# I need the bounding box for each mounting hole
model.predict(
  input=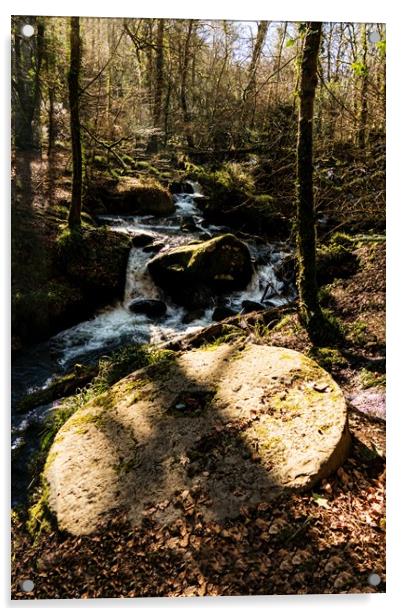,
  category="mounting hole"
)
[20,579,34,592]
[368,31,381,44]
[21,24,35,38]
[367,572,381,586]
